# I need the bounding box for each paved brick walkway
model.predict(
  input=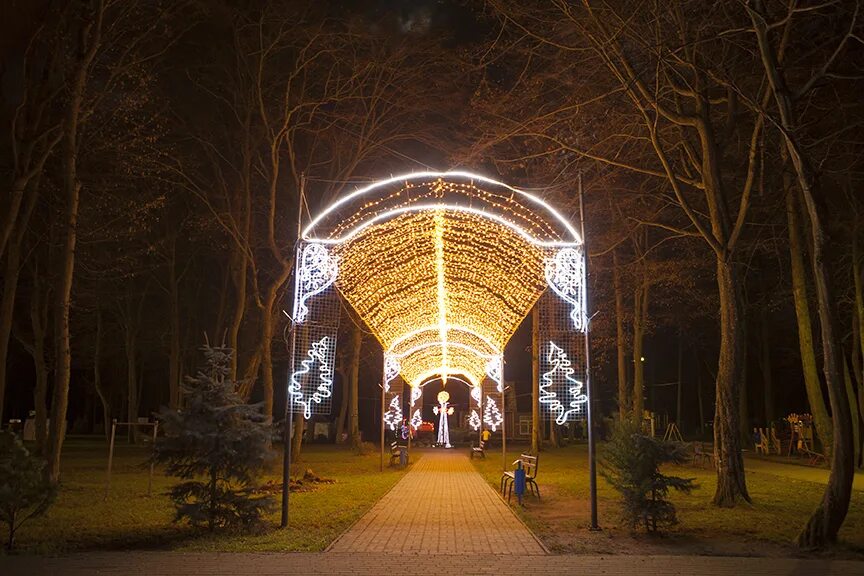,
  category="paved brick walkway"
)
[3,552,863,575]
[327,448,546,554]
